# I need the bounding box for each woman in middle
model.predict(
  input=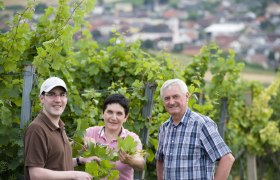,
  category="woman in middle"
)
[84,93,145,180]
